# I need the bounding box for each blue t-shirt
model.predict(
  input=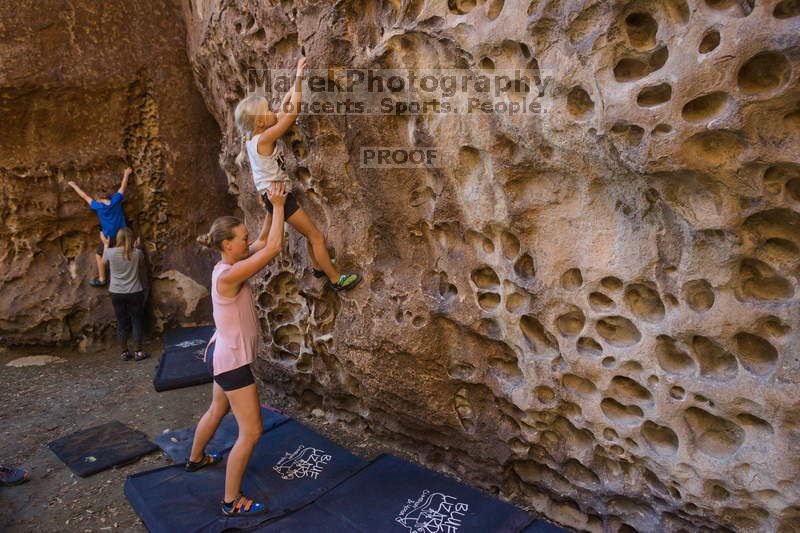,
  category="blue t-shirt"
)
[90,192,127,239]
